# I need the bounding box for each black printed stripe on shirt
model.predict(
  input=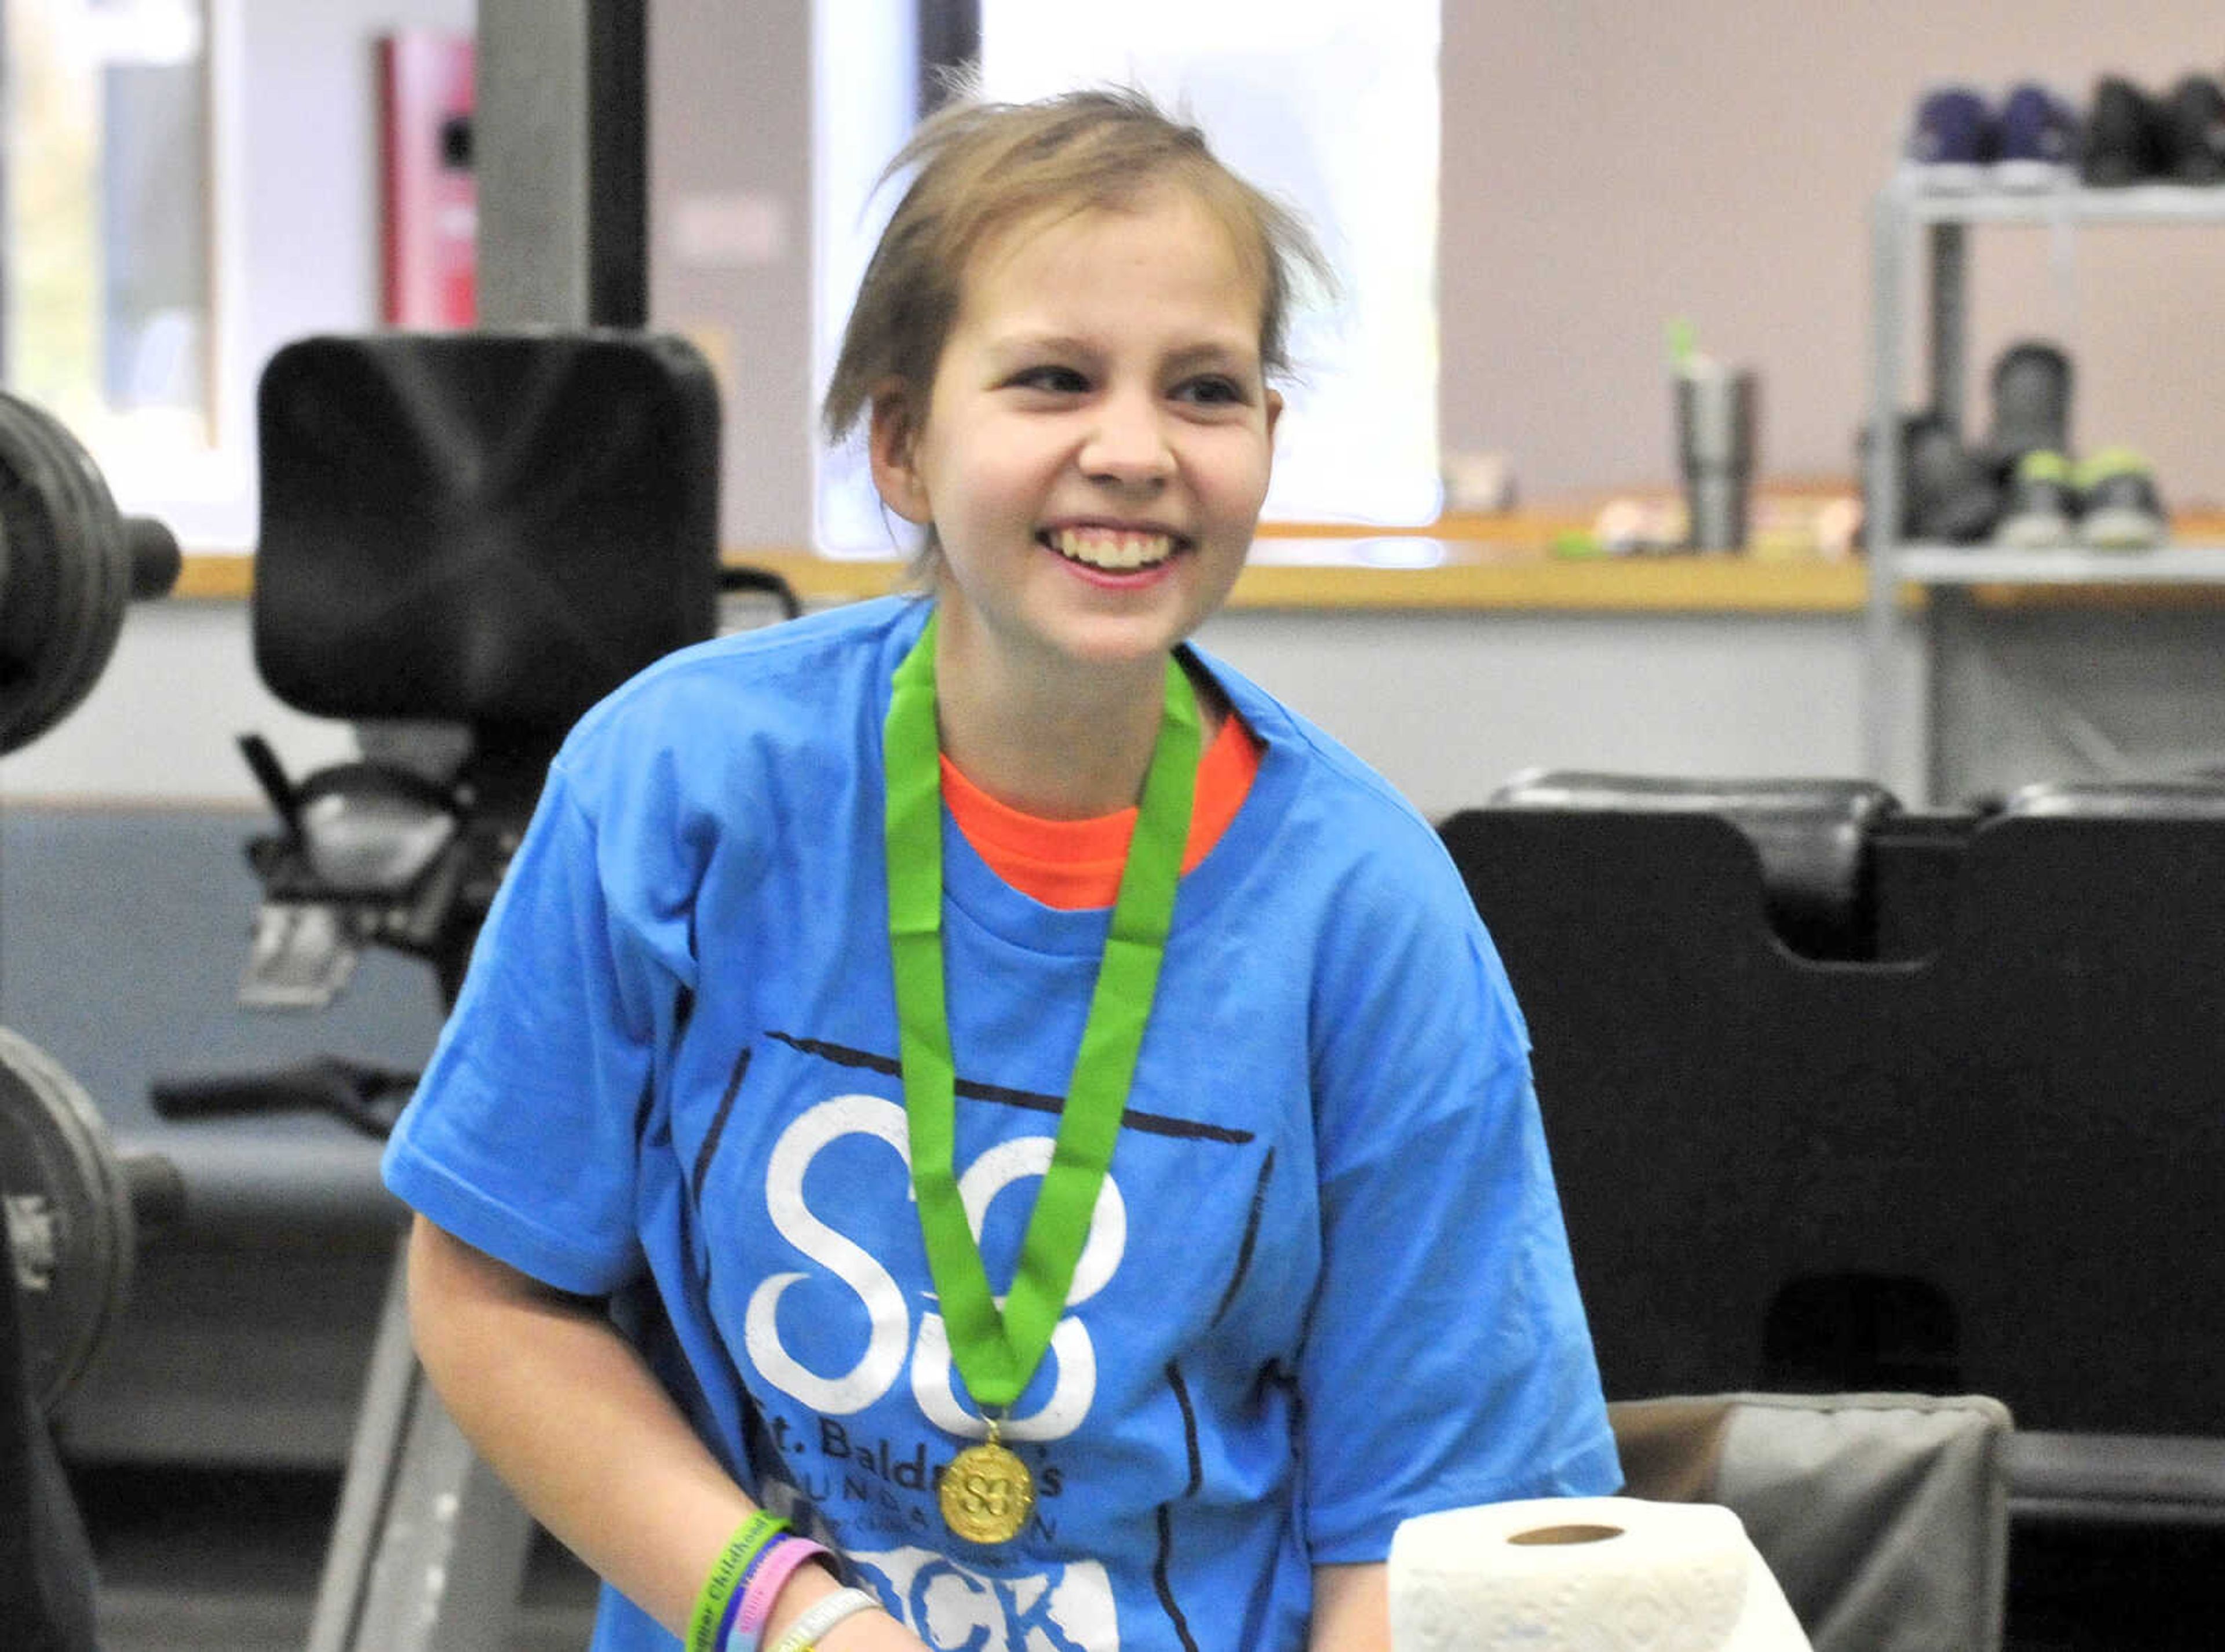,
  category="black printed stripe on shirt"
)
[1210,1147,1276,1327]
[767,1030,1256,1144]
[1151,1361,1205,1652]
[691,1044,754,1208]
